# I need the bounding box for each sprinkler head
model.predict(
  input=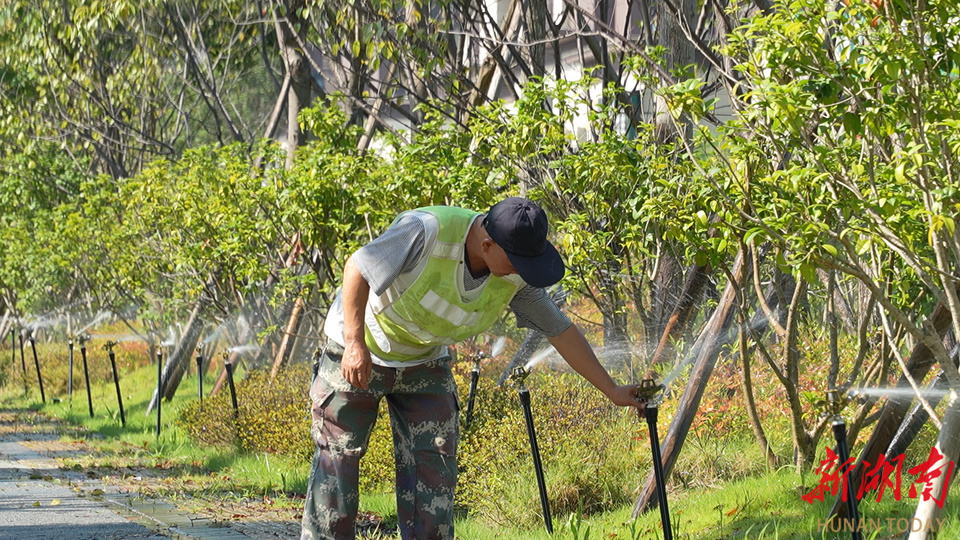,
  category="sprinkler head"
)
[844,388,869,405]
[509,365,531,389]
[815,388,848,418]
[77,333,91,345]
[102,340,117,351]
[472,350,485,372]
[196,344,203,356]
[637,378,665,406]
